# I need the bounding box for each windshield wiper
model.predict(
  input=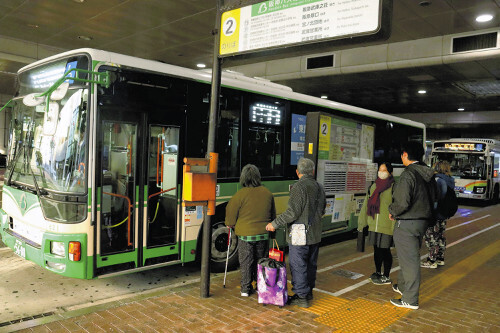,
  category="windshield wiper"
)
[6,141,23,186]
[30,151,48,197]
